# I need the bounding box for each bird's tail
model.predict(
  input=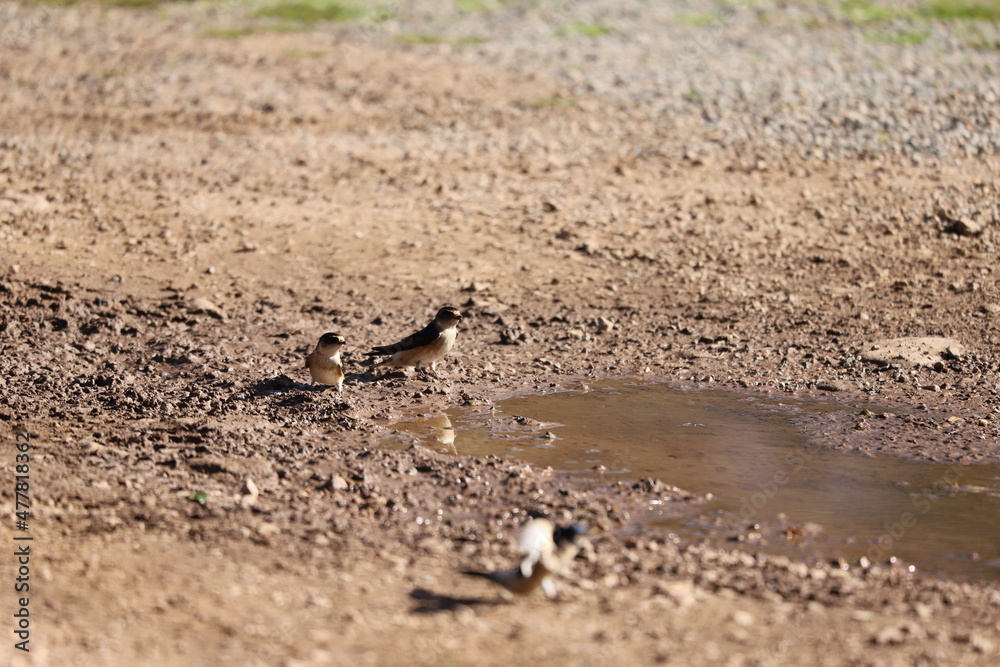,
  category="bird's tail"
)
[460,570,496,581]
[366,345,392,356]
